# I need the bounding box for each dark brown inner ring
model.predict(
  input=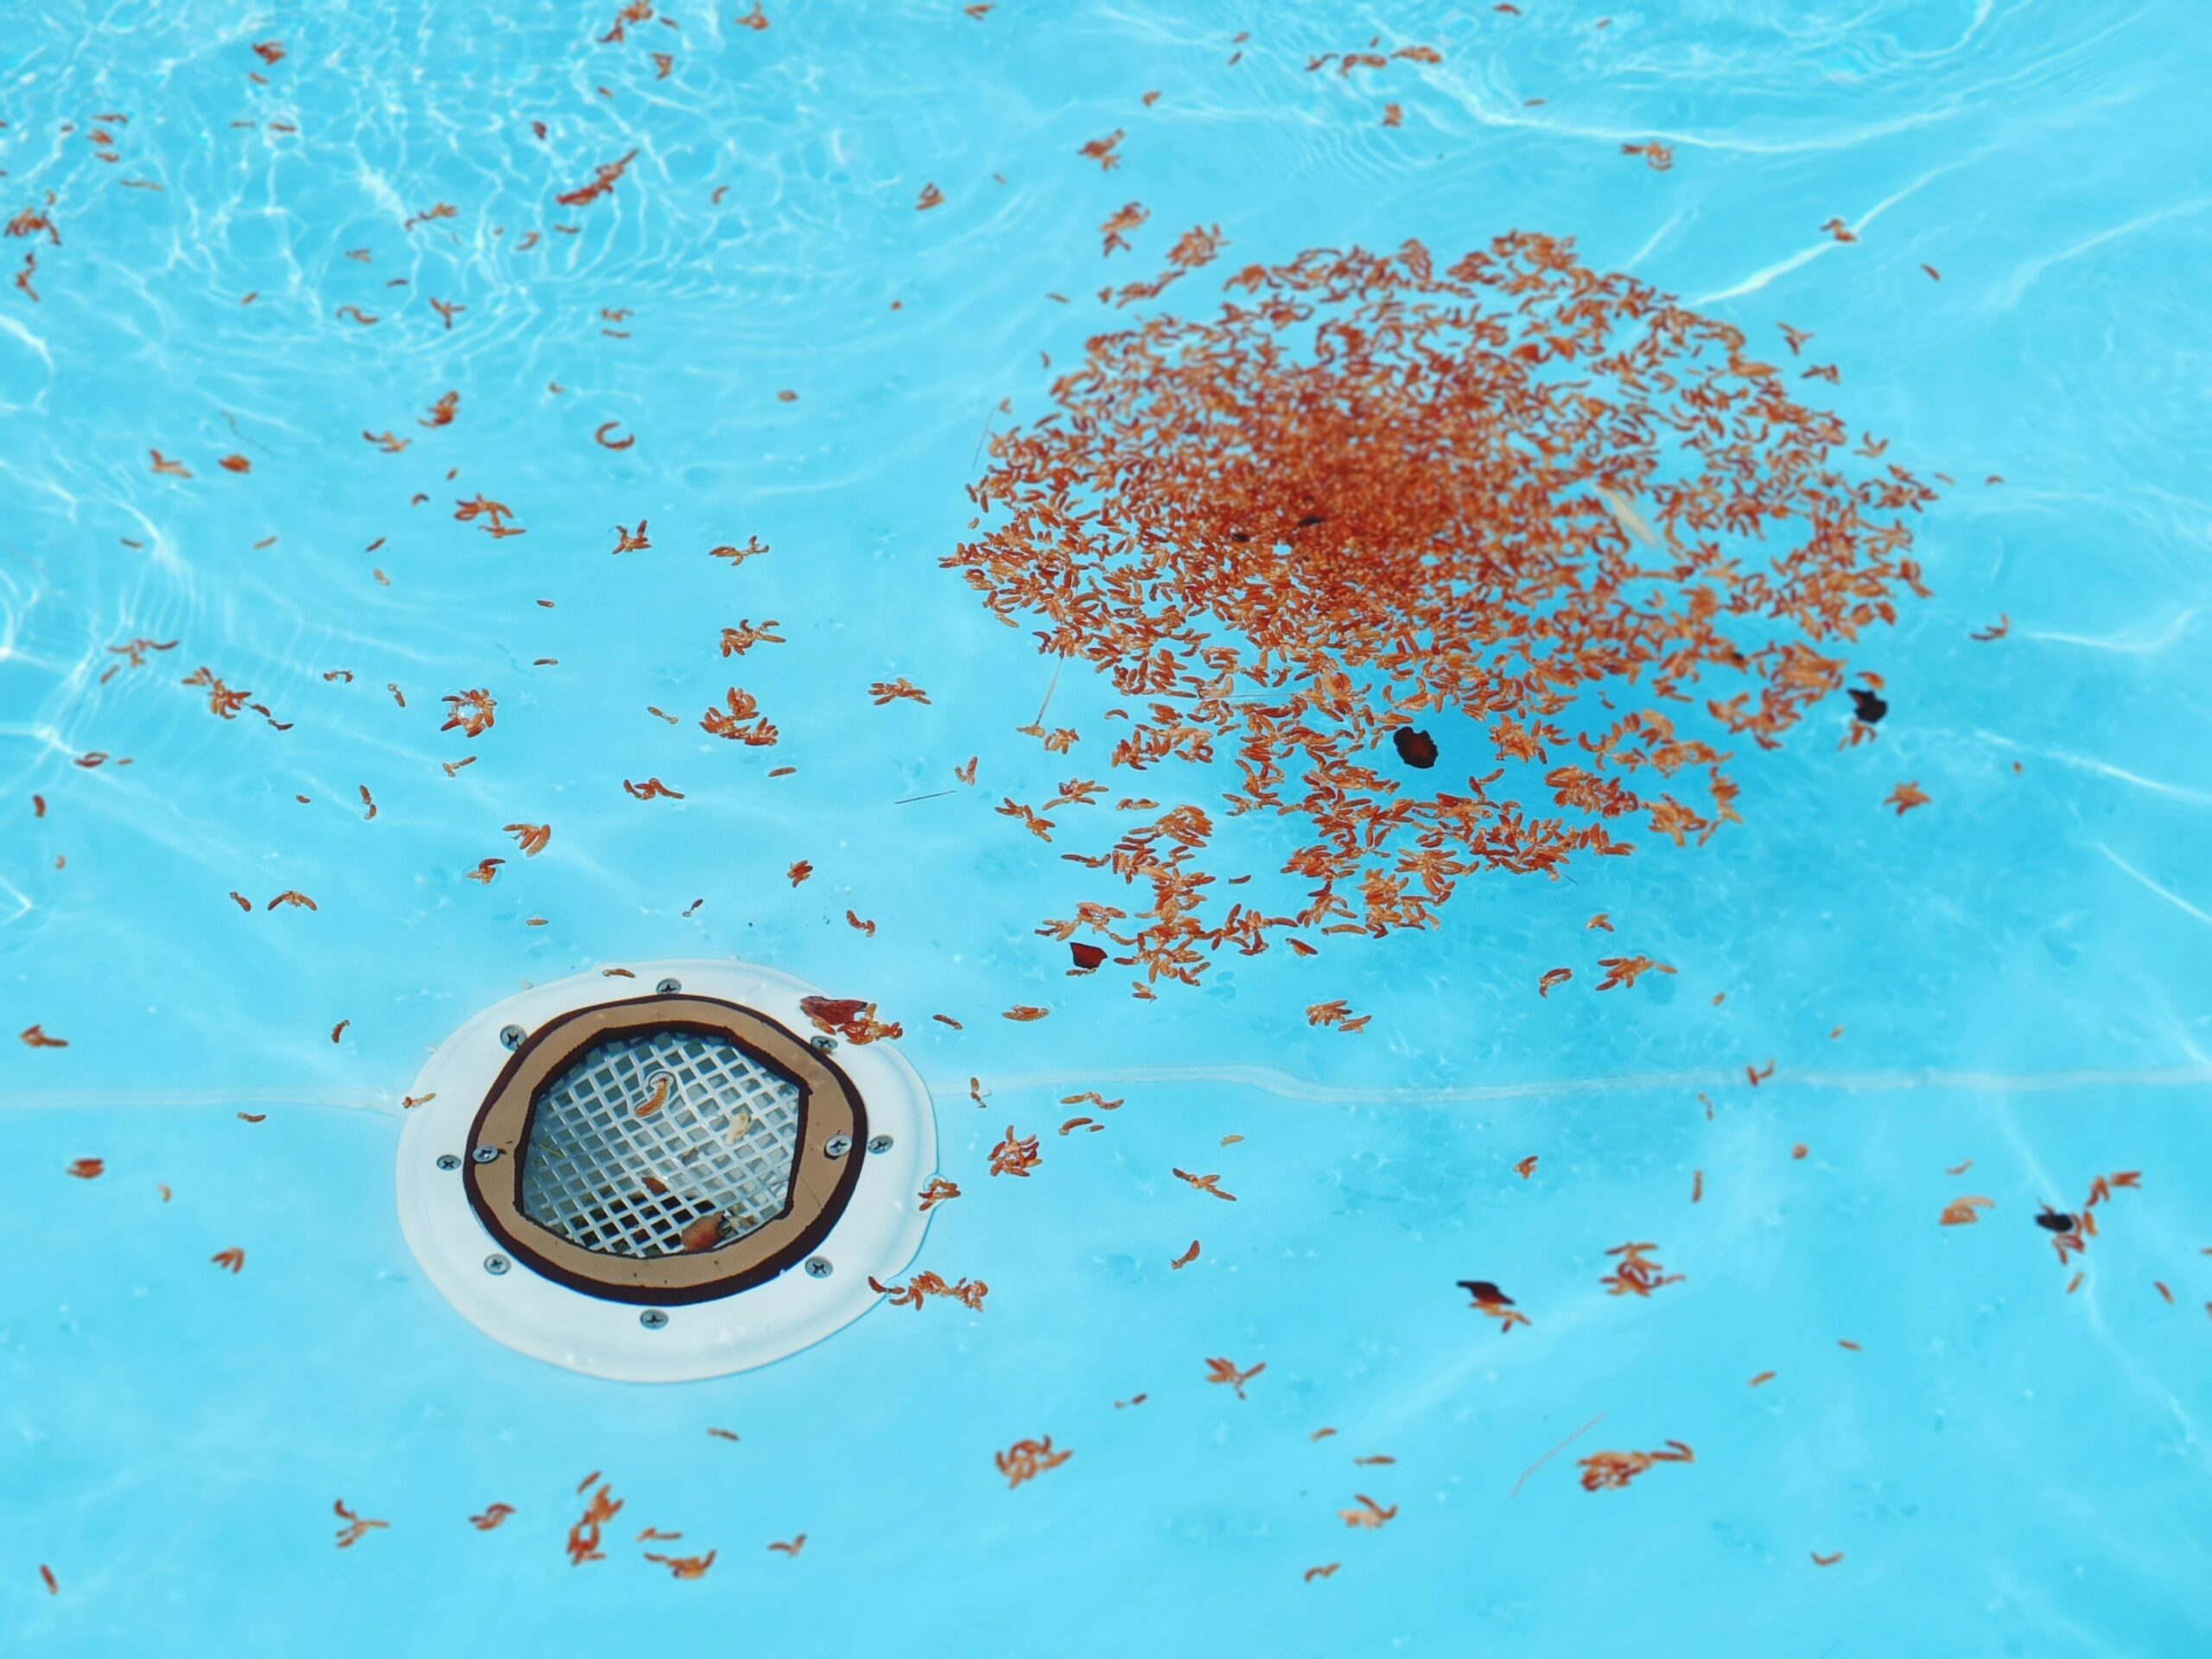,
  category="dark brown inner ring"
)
[461,993,867,1306]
